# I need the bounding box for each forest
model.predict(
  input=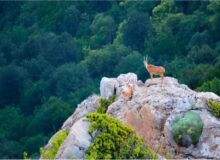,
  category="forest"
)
[0,0,220,158]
